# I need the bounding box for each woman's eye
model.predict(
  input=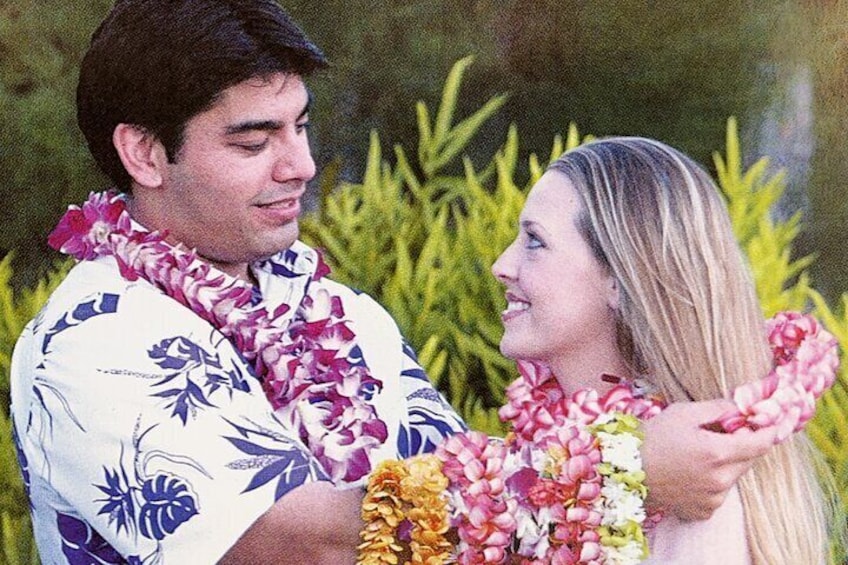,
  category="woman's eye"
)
[296,121,311,133]
[525,231,544,249]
